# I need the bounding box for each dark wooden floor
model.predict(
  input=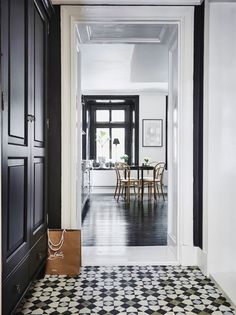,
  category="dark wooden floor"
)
[82,194,167,246]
